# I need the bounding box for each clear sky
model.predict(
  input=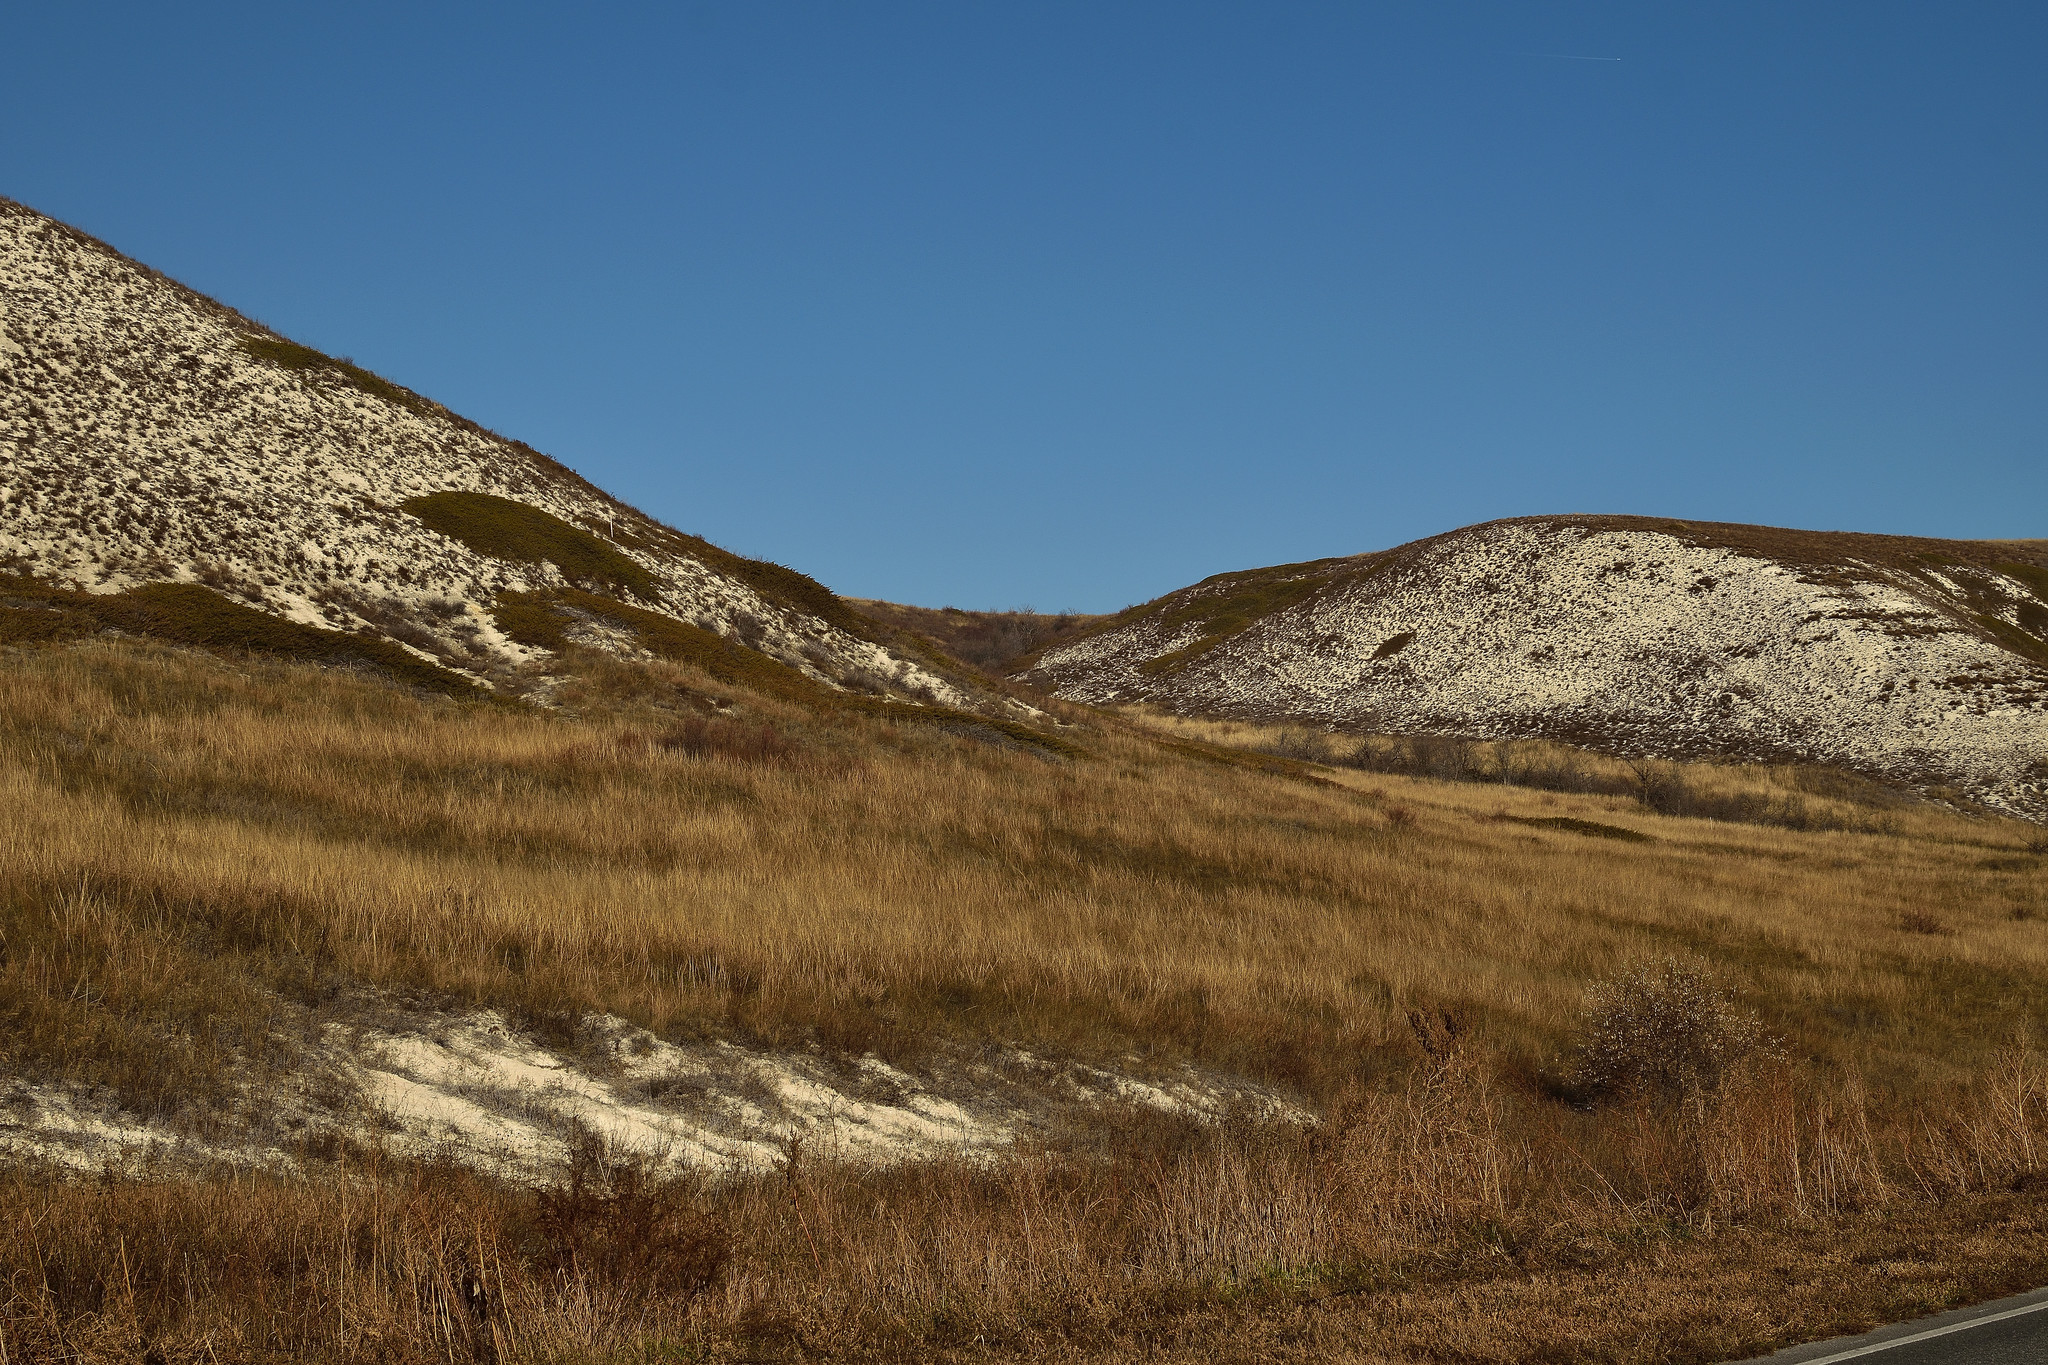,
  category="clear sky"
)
[6,4,2043,611]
